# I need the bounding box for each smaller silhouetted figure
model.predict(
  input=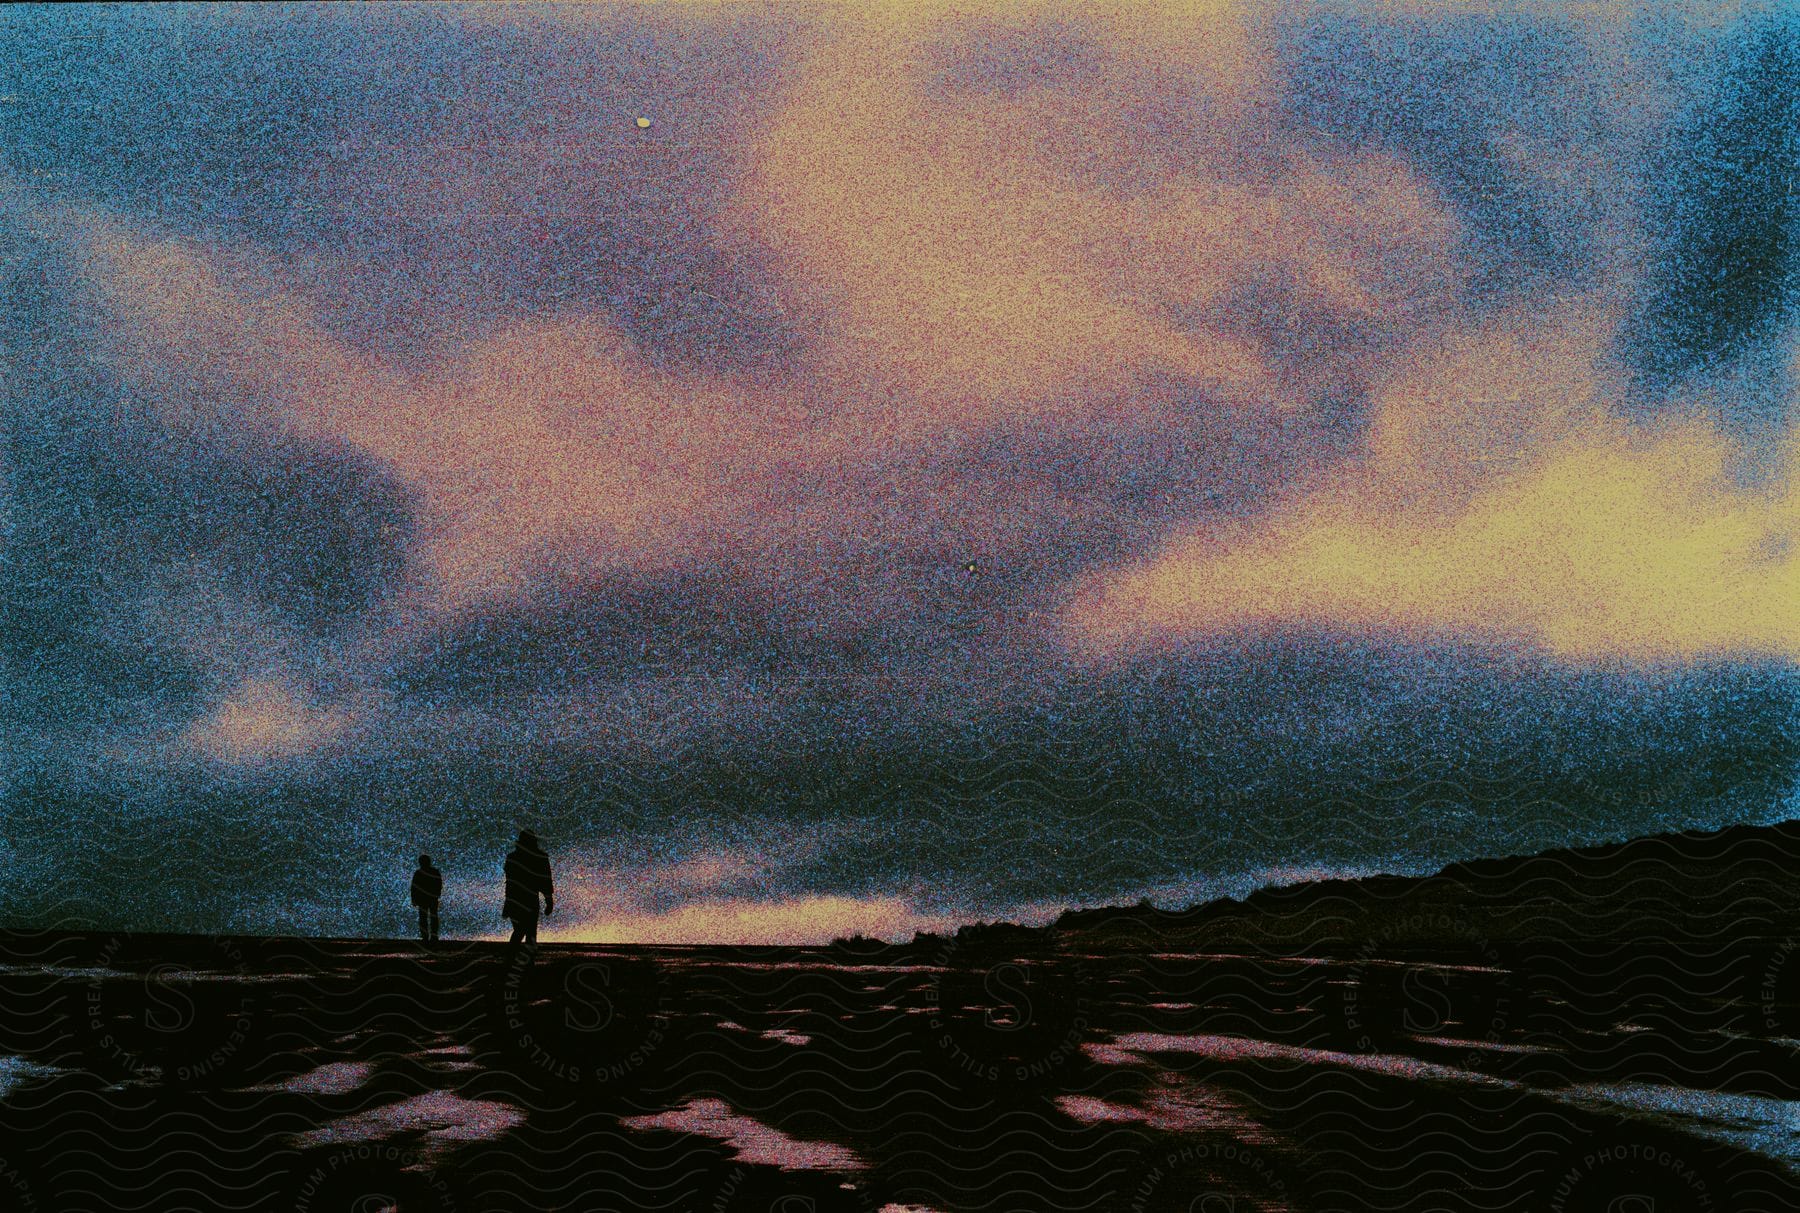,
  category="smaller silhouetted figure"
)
[411,855,443,943]
[503,830,554,948]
